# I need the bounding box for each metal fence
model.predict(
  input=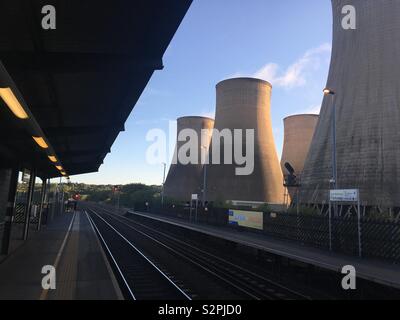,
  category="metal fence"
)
[129,202,400,264]
[263,212,400,262]
[133,203,228,227]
